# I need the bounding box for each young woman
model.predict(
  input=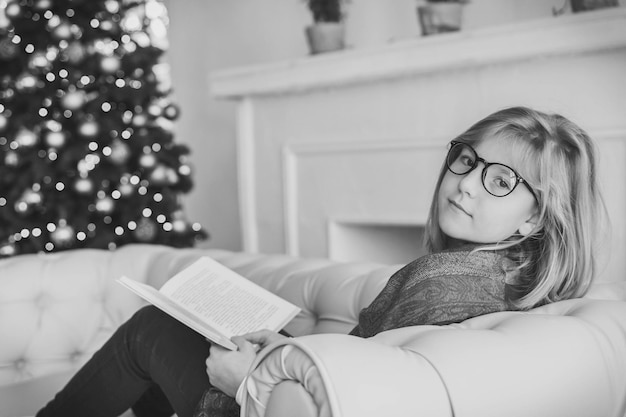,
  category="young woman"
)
[37,106,606,417]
